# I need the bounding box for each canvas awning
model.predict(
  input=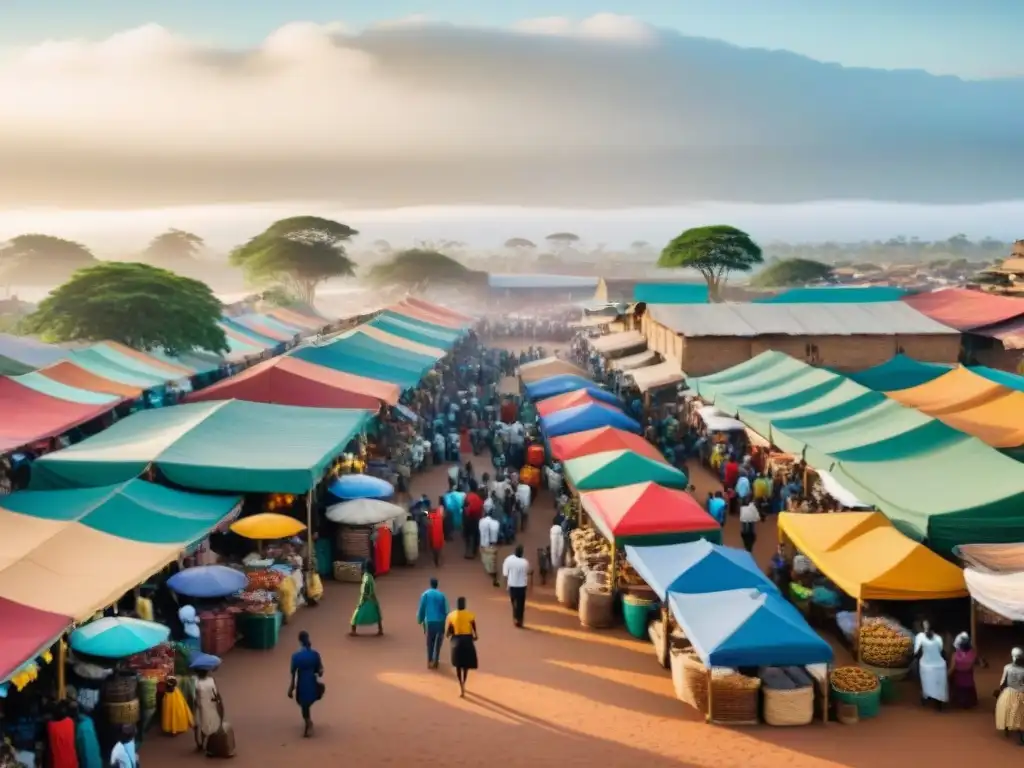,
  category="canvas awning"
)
[0,599,70,683]
[30,400,372,494]
[535,389,622,418]
[902,288,1024,331]
[846,355,952,392]
[291,343,423,389]
[963,570,1024,622]
[611,349,657,371]
[625,540,775,600]
[815,470,872,509]
[0,377,119,453]
[590,331,646,355]
[581,483,720,545]
[564,450,687,492]
[548,427,668,464]
[629,361,684,393]
[540,403,641,438]
[955,543,1024,572]
[518,357,590,384]
[525,374,597,401]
